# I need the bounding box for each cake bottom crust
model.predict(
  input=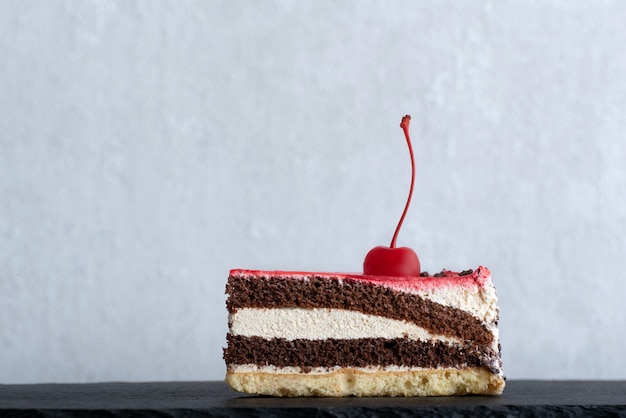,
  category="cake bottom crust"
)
[225,367,505,397]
